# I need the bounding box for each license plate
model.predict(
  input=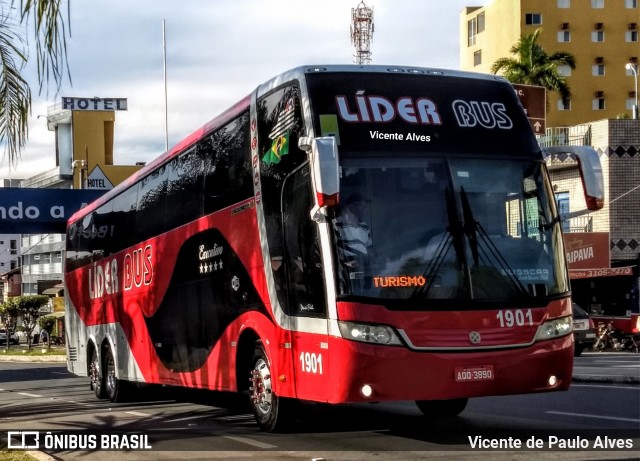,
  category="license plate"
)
[455,365,494,382]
